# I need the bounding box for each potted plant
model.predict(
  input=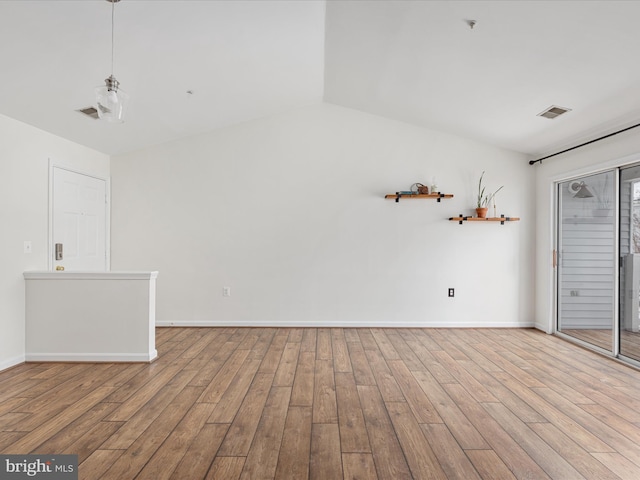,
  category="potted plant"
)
[477,171,503,218]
